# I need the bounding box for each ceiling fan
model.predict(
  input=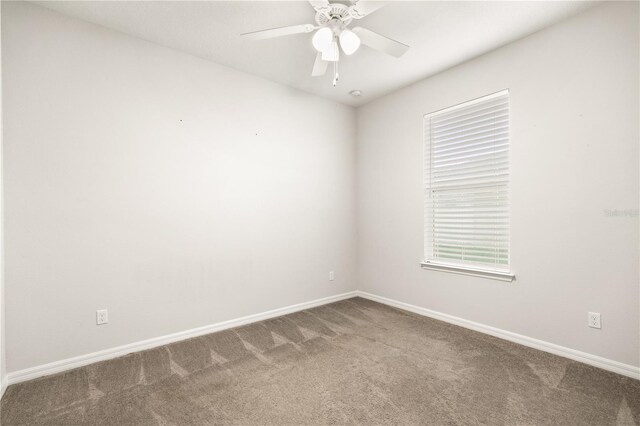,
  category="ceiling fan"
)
[241,0,409,86]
